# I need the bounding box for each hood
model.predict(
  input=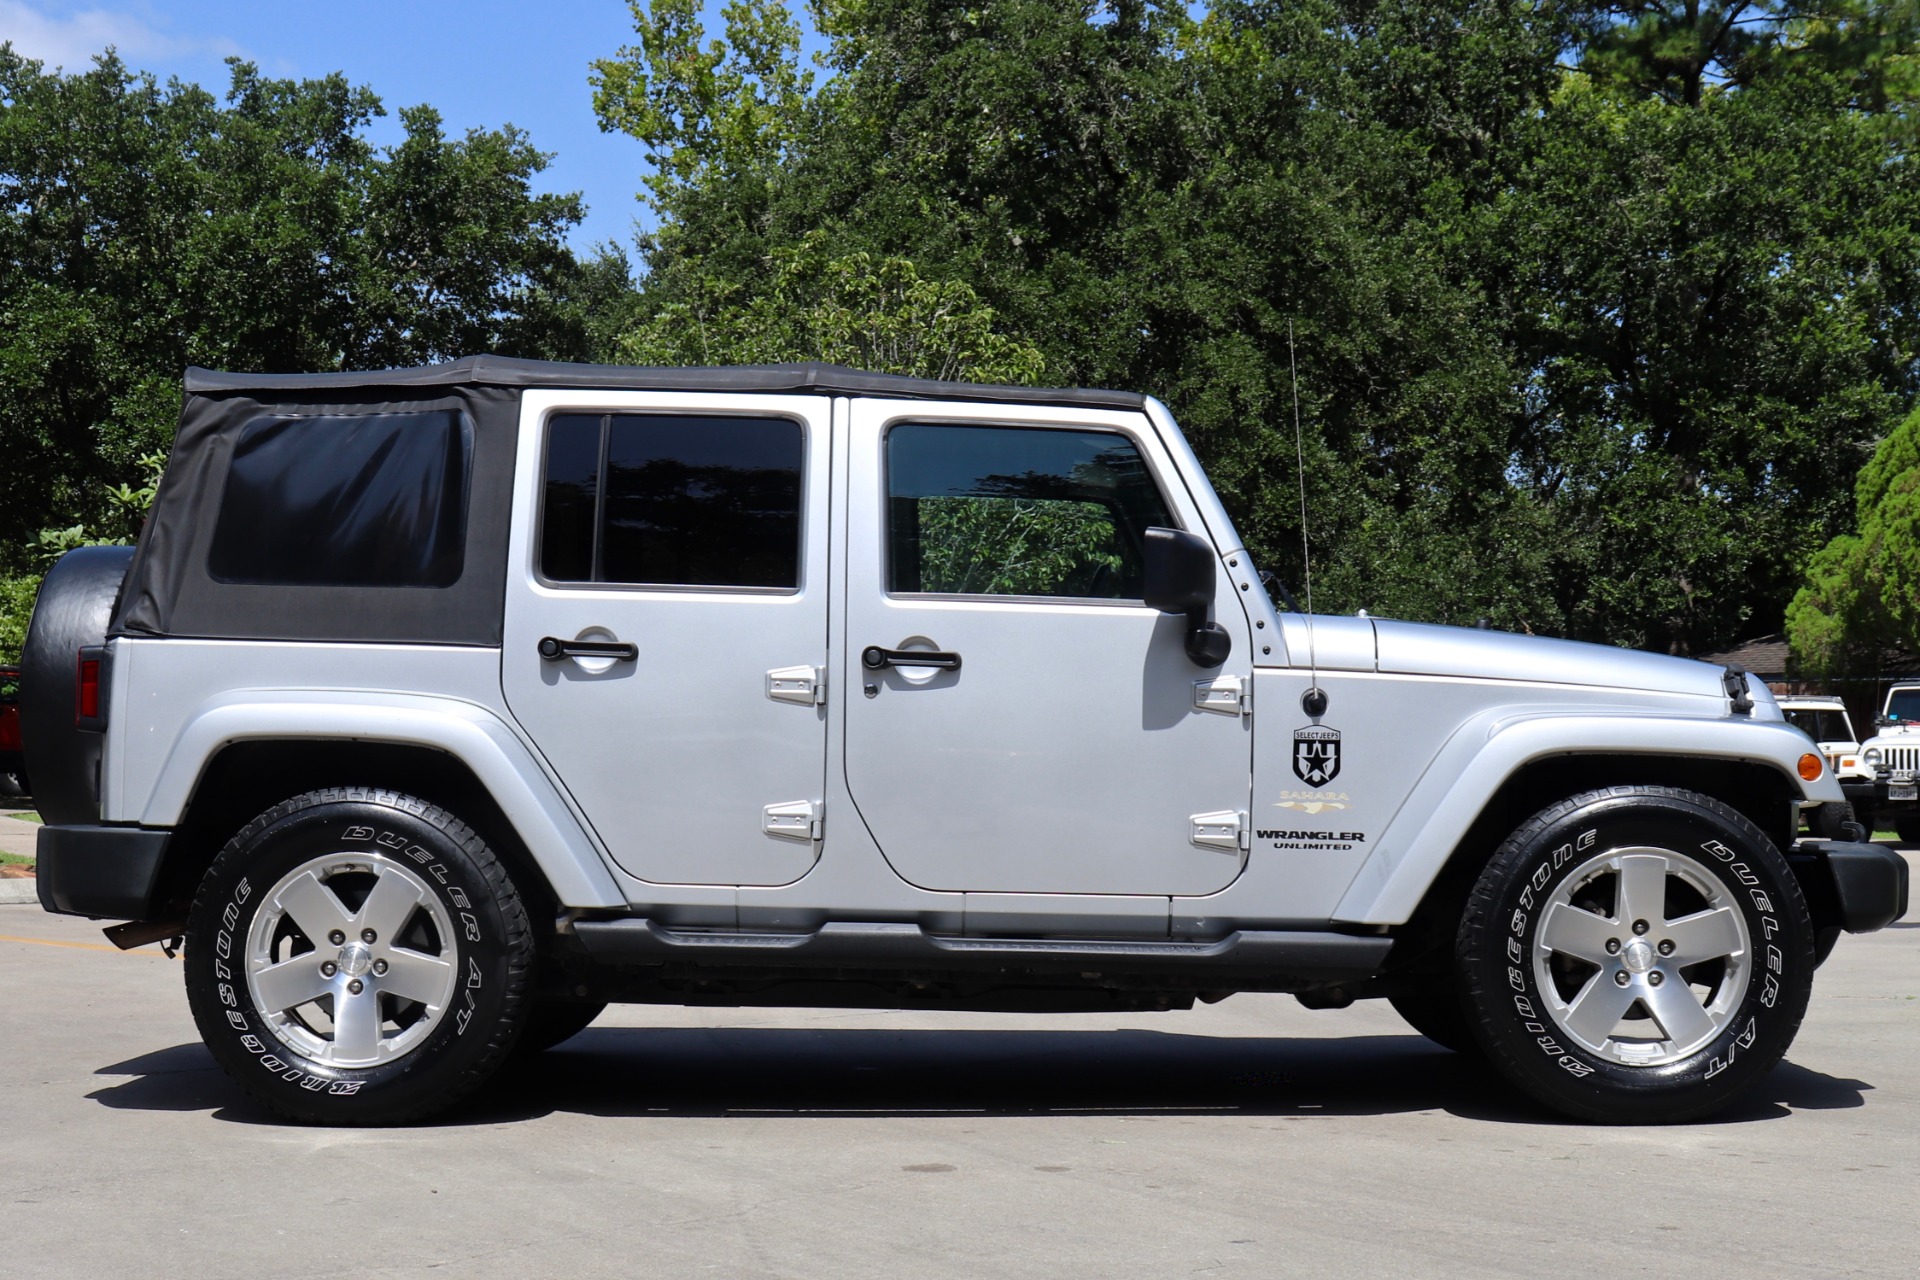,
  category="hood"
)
[1371,619,1728,700]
